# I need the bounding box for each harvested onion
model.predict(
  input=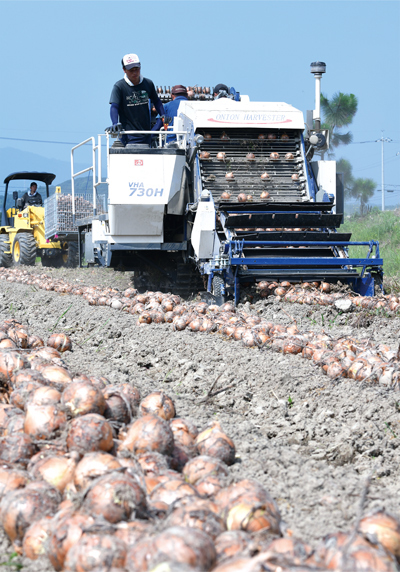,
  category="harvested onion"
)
[67,413,114,454]
[195,421,236,466]
[140,391,175,420]
[119,414,174,456]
